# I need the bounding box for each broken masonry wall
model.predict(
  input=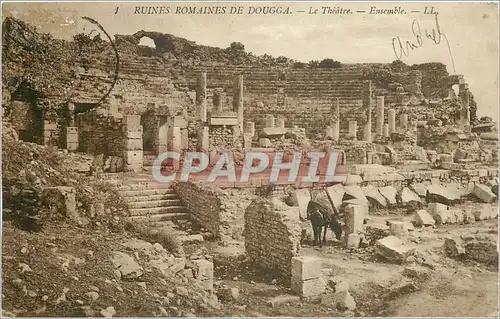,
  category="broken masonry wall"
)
[208,126,235,151]
[244,197,301,283]
[76,109,124,156]
[173,181,251,241]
